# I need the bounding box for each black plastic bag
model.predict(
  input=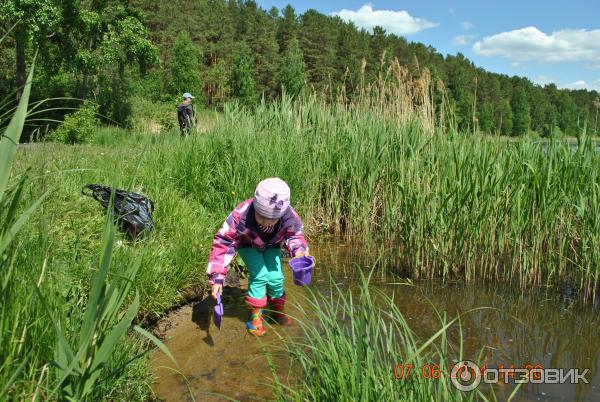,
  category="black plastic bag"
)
[82,184,155,240]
